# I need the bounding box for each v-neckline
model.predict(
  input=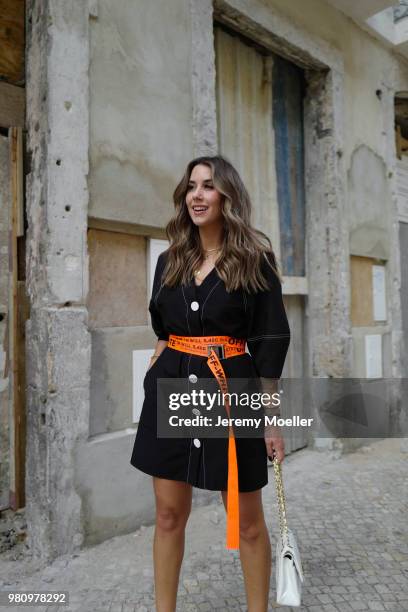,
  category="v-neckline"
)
[193,265,217,288]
